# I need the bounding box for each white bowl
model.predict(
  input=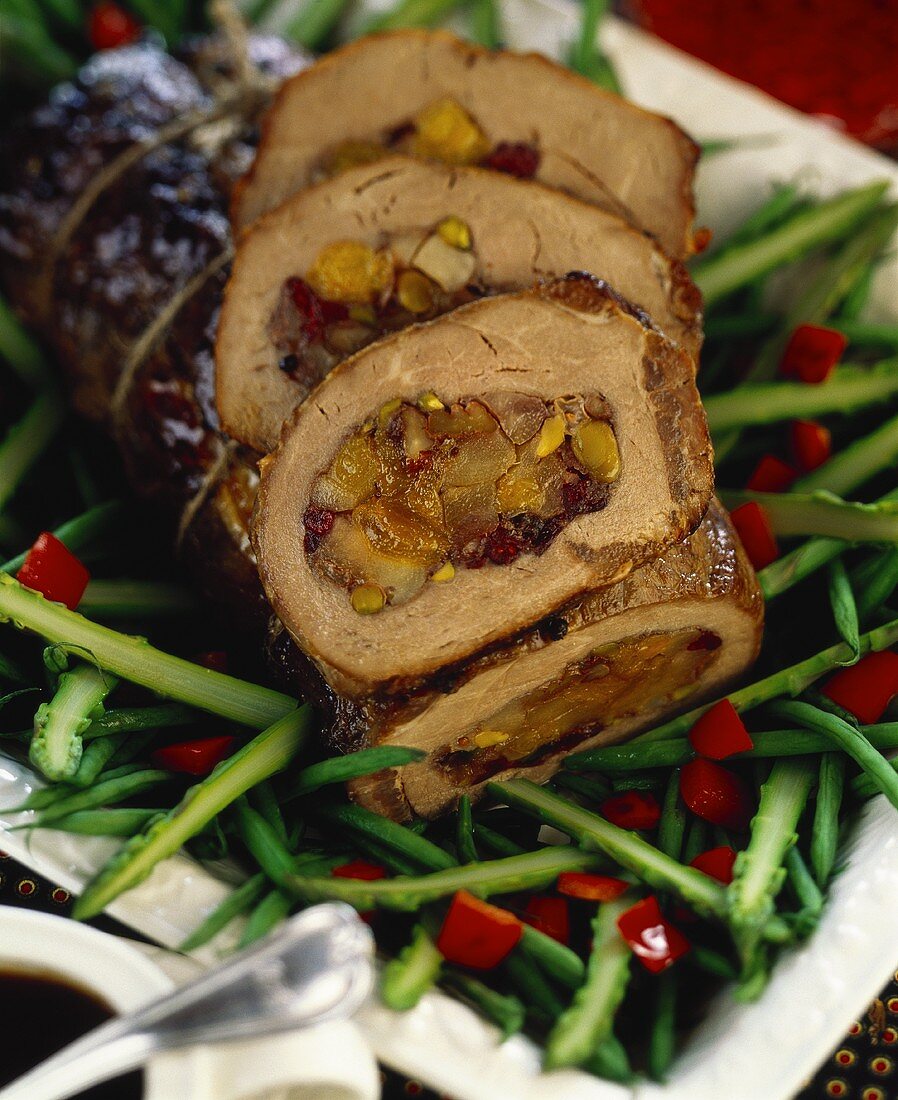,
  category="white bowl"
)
[0,907,173,1098]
